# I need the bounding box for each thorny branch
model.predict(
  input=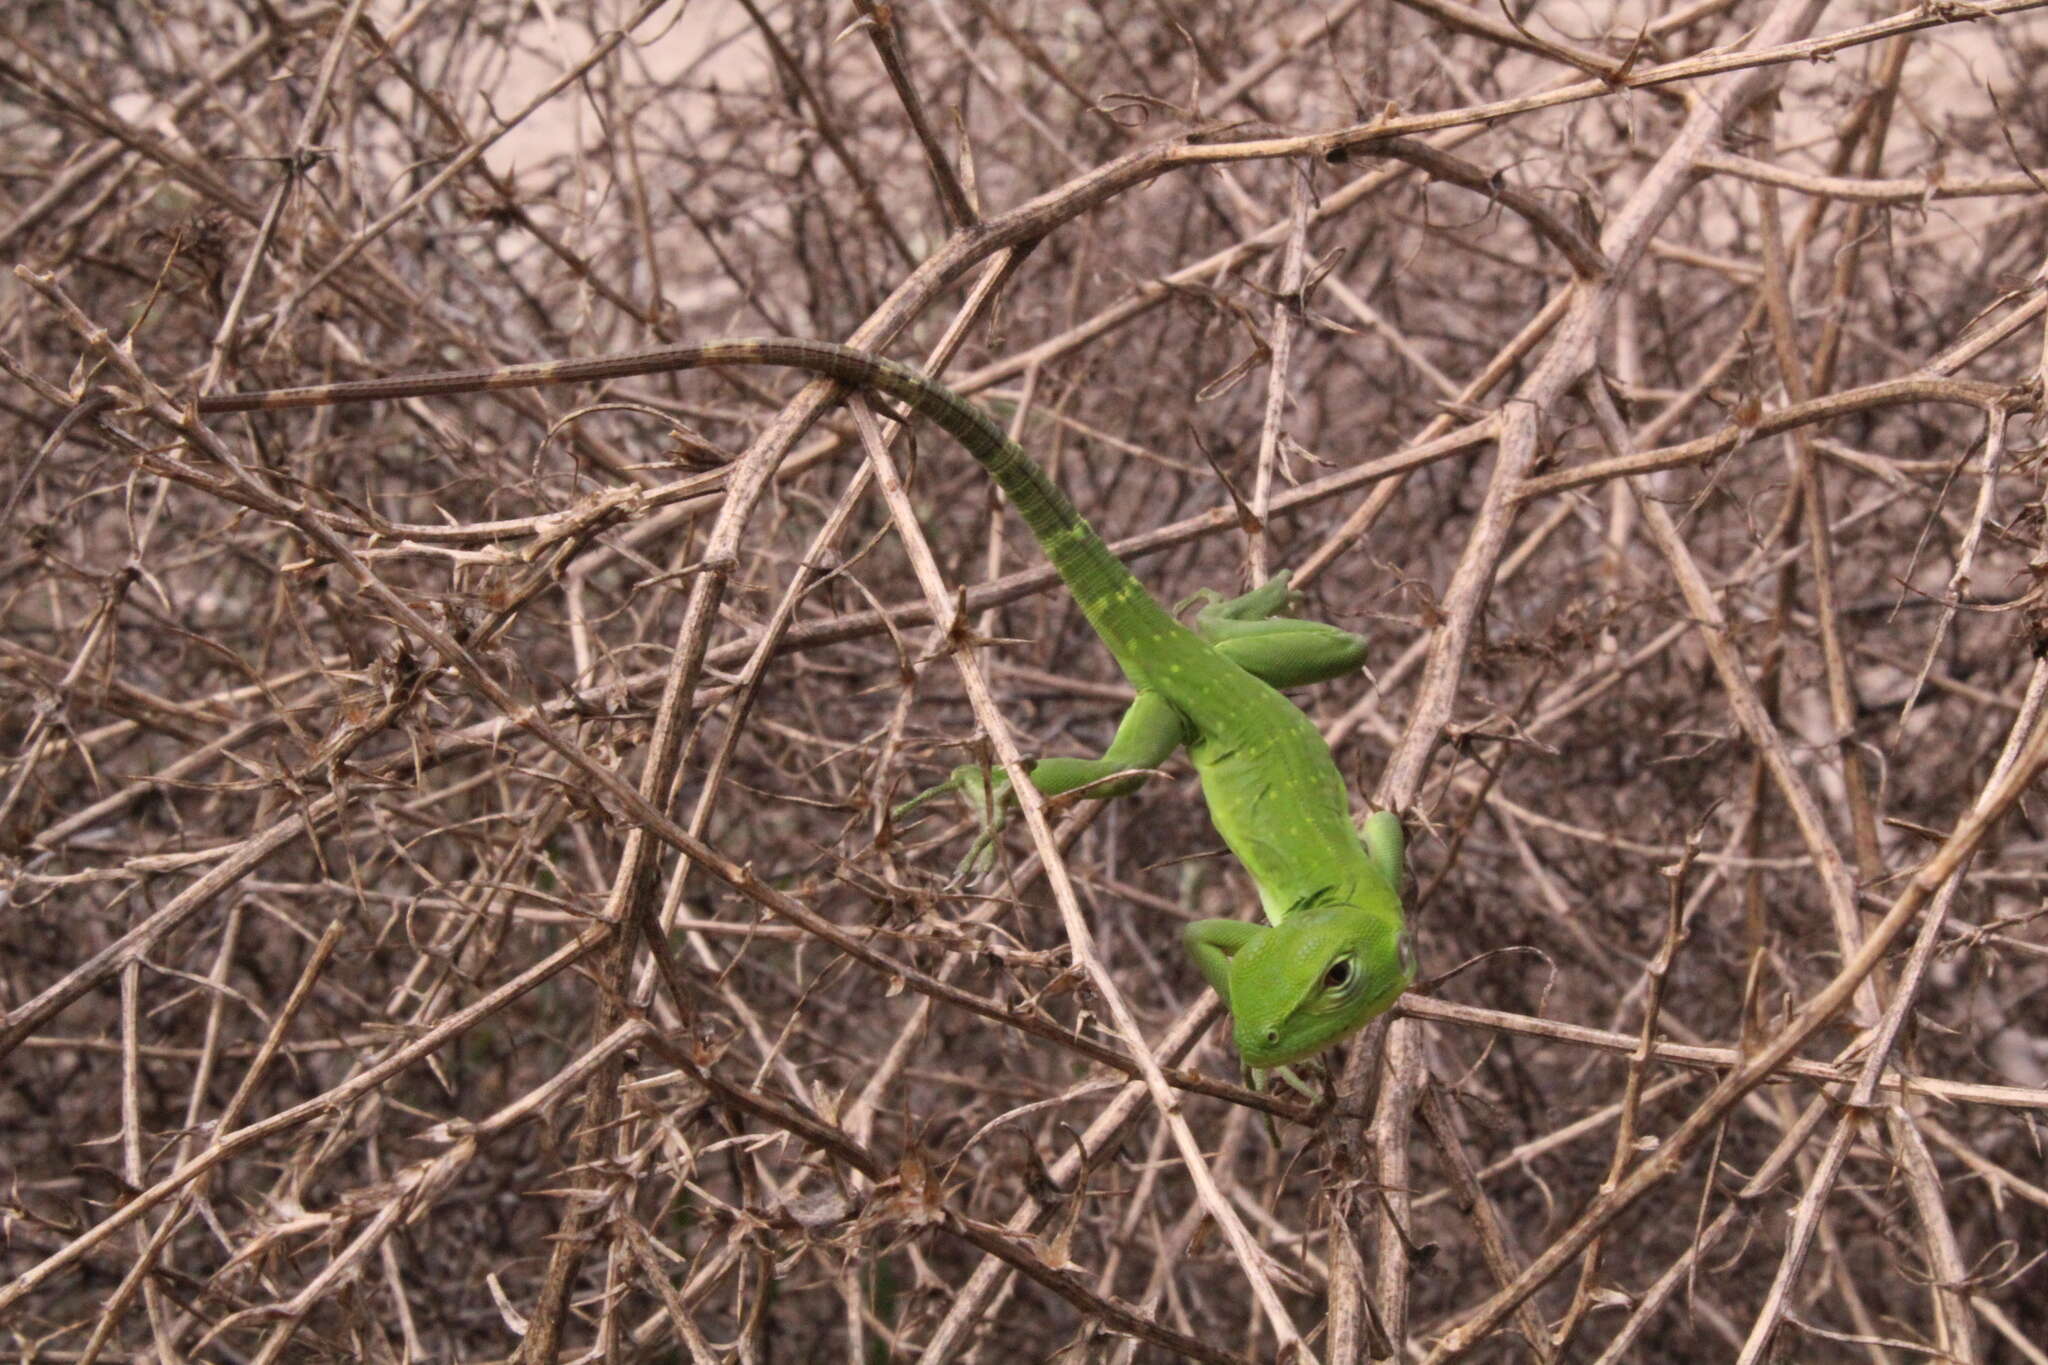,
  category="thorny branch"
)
[5,1,2047,1361]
